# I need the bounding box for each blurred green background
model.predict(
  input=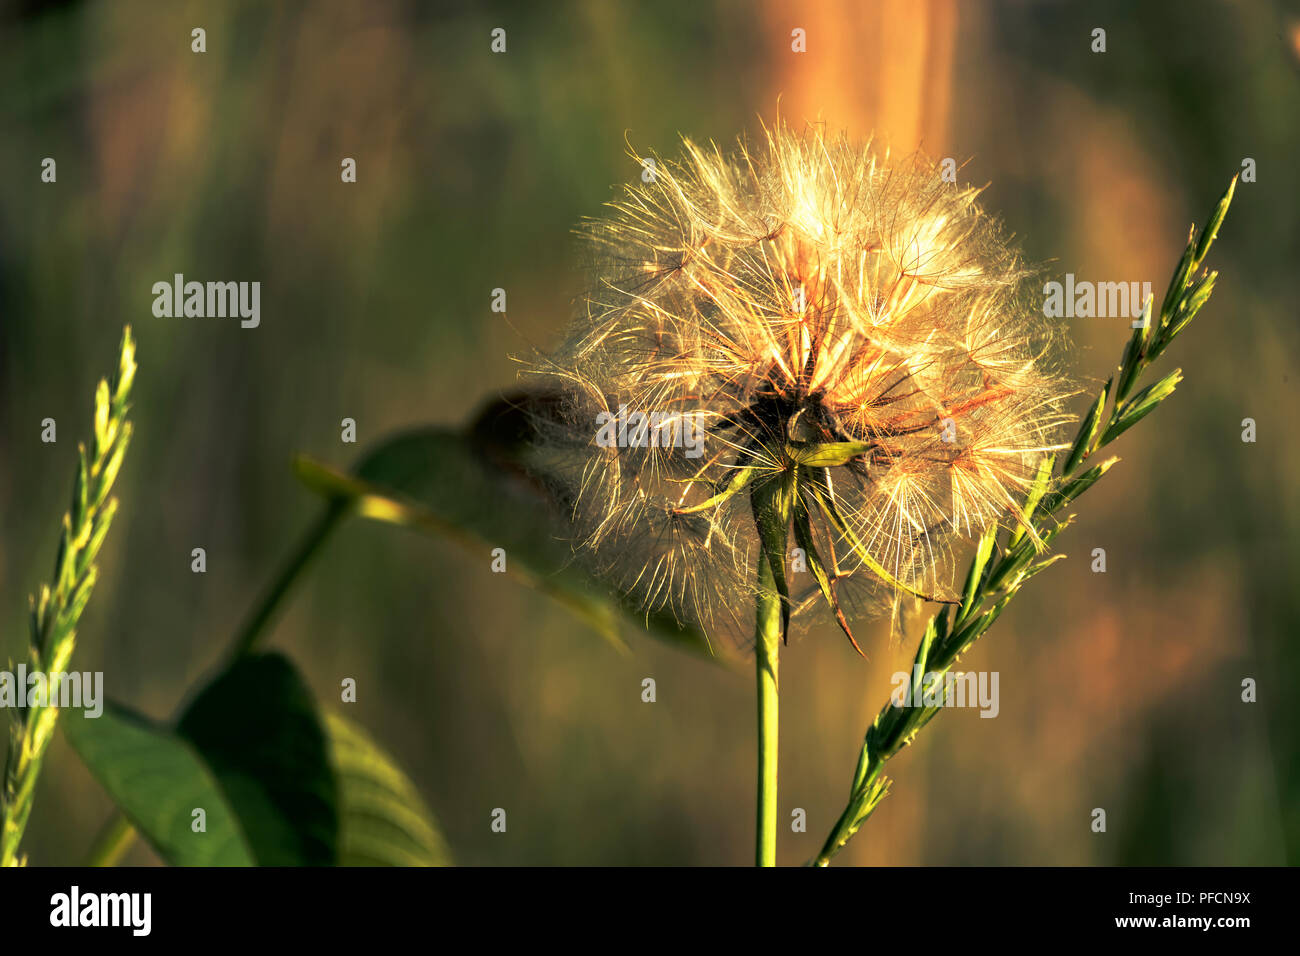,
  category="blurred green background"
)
[1,0,1296,865]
